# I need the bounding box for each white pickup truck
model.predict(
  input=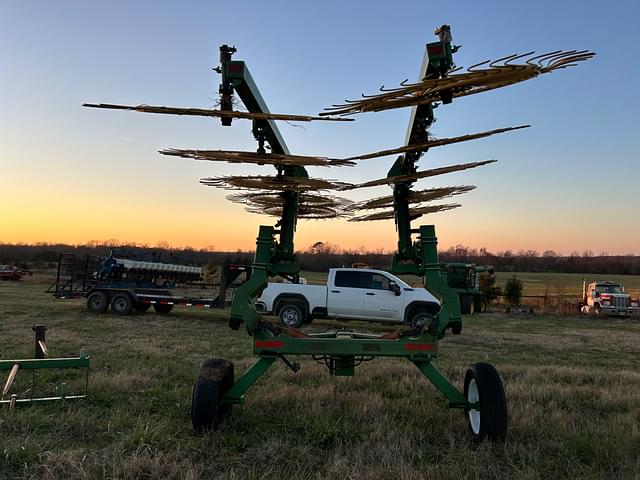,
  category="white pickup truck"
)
[255,268,441,328]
